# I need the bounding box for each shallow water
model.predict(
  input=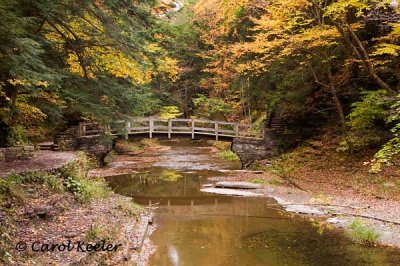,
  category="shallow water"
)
[106,140,400,266]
